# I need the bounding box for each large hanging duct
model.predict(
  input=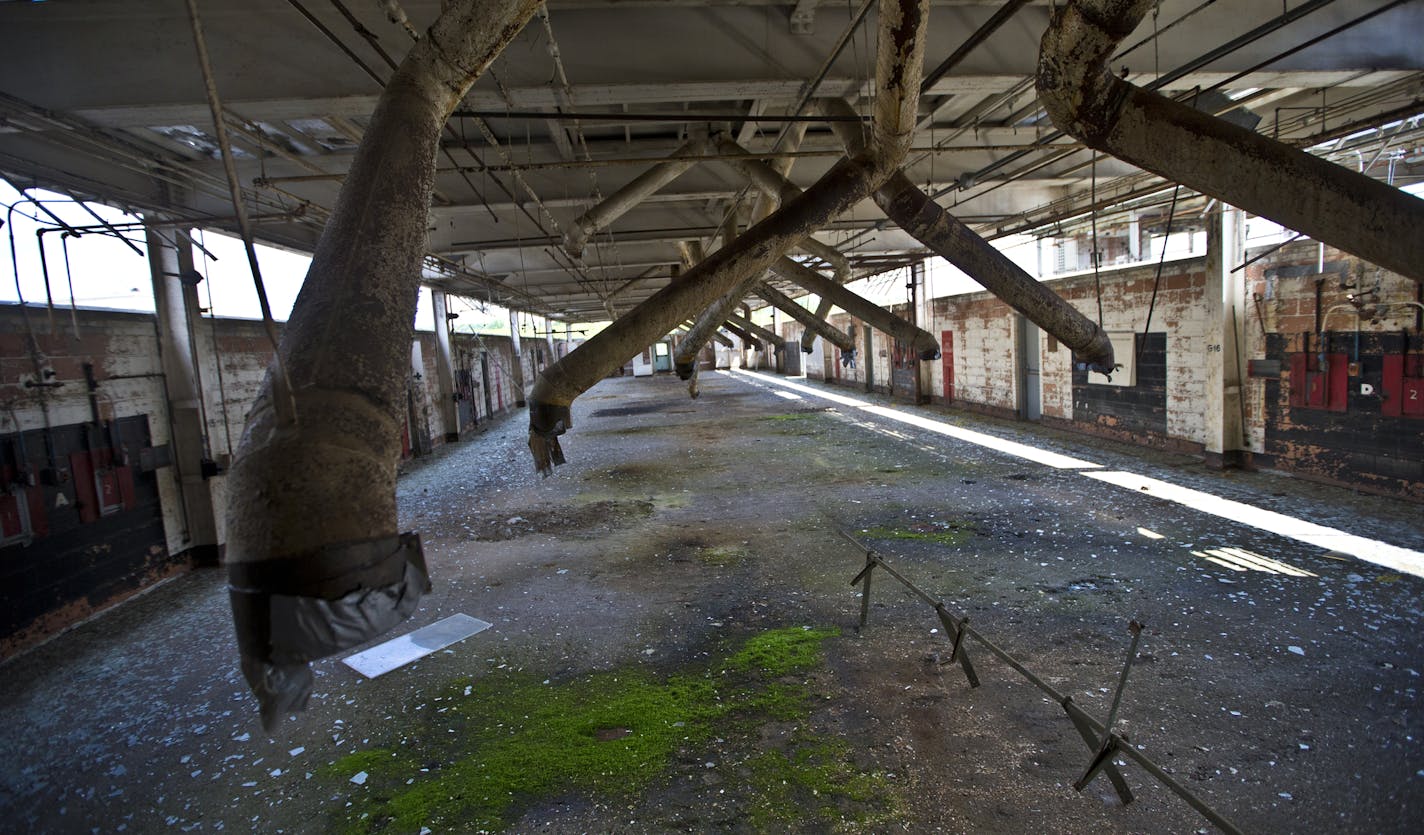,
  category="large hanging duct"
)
[222,0,543,727]
[879,172,1113,369]
[801,296,837,353]
[750,99,1117,372]
[719,319,763,350]
[756,282,858,356]
[673,269,767,379]
[773,256,941,359]
[527,0,931,474]
[726,311,786,349]
[715,136,852,282]
[1038,0,1424,284]
[672,130,824,381]
[562,136,714,258]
